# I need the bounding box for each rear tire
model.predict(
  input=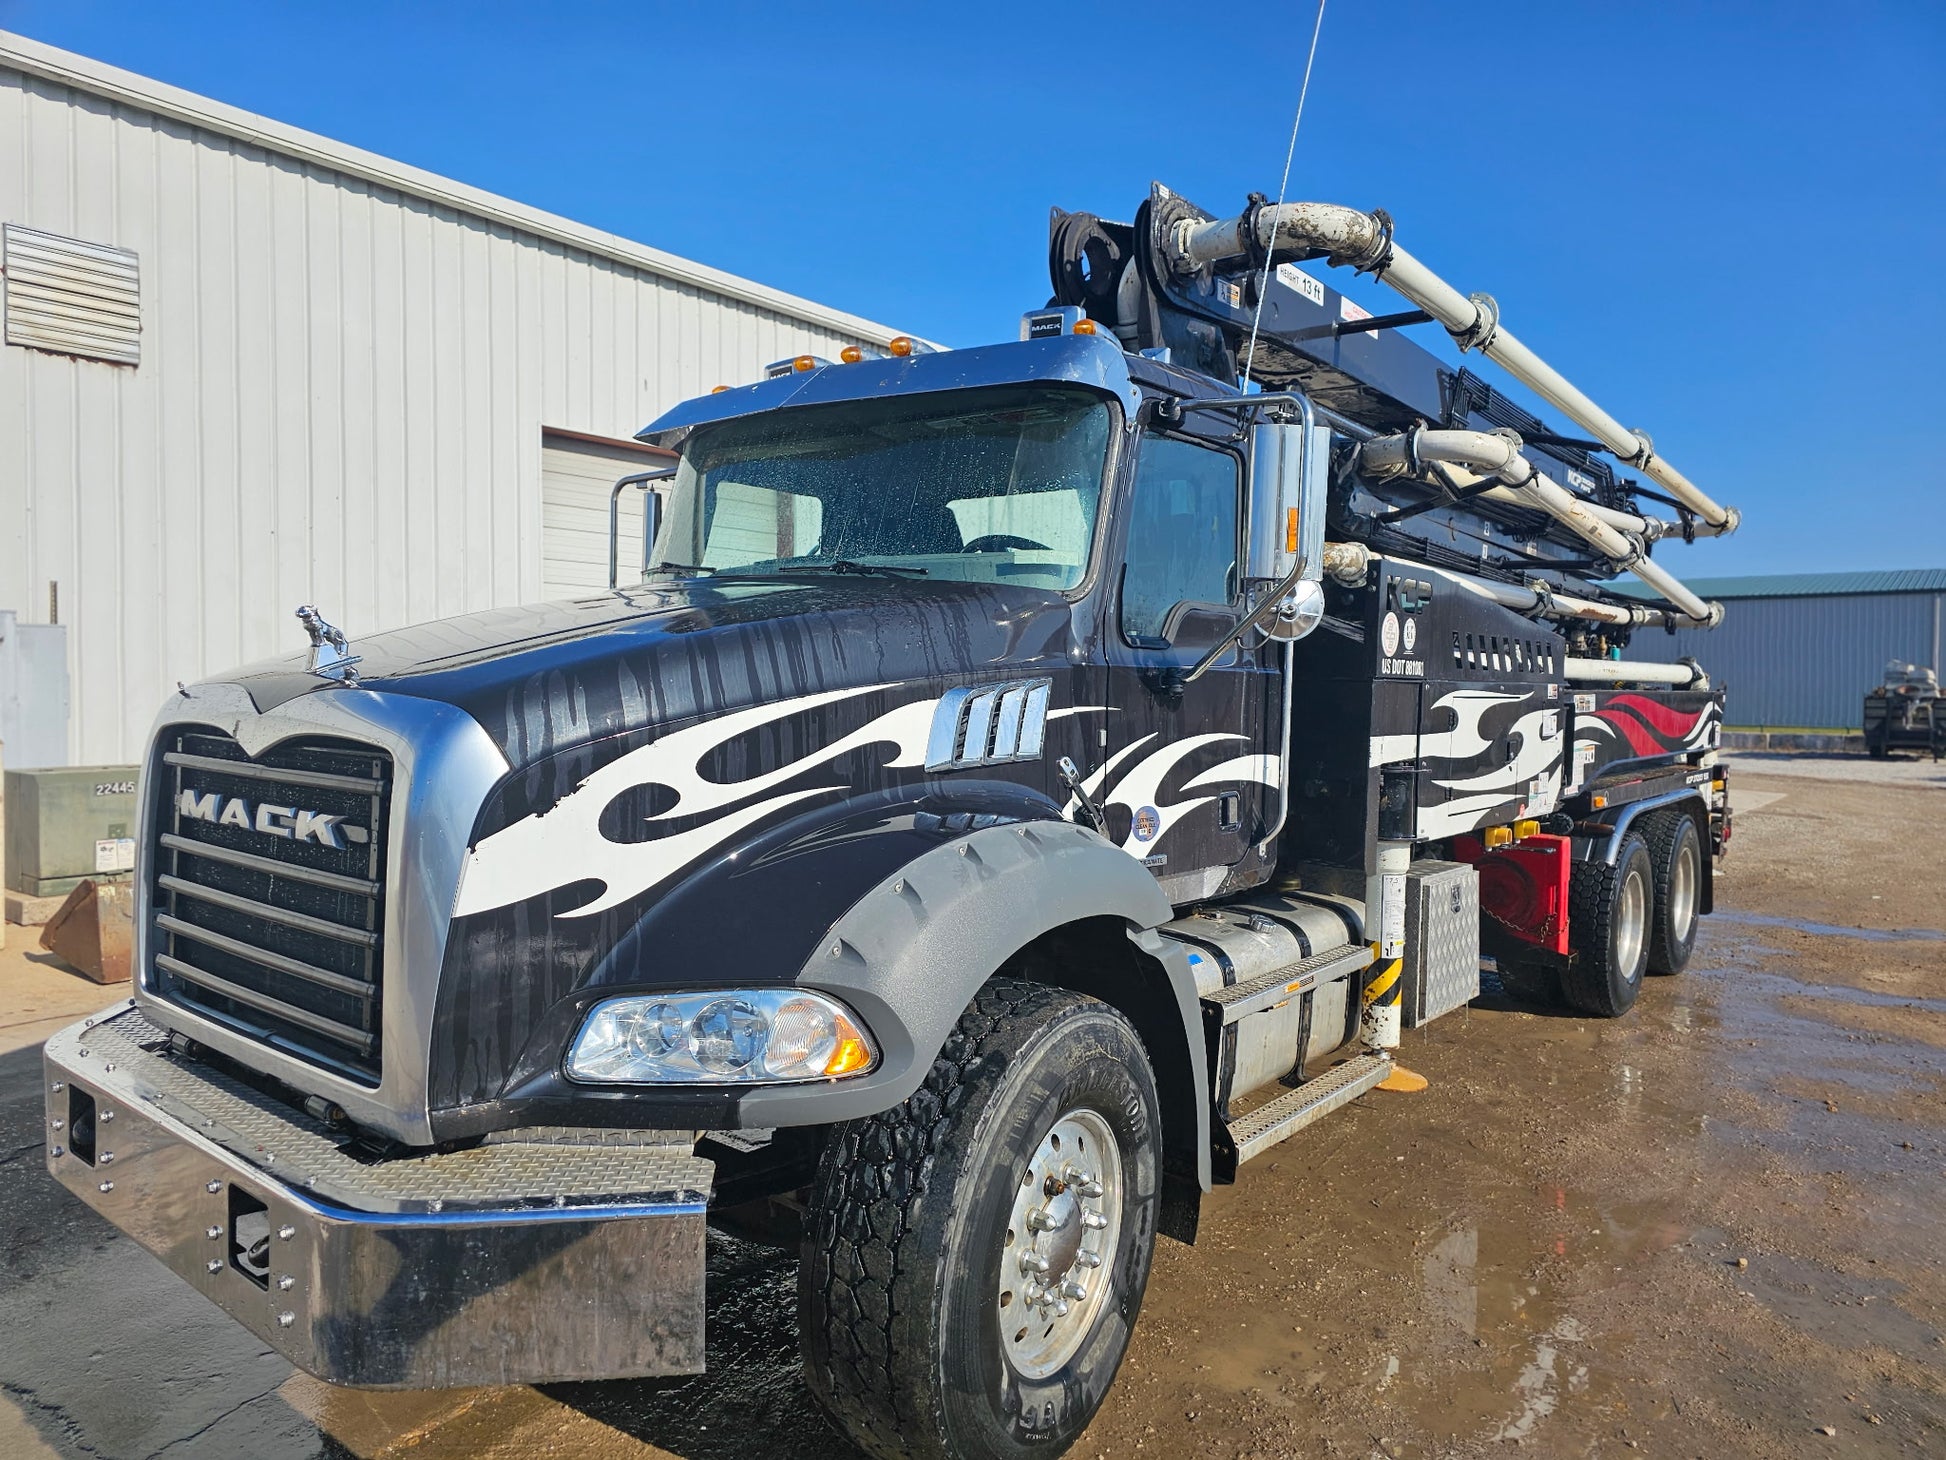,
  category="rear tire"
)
[1643,811,1702,975]
[1561,833,1652,1017]
[800,979,1161,1460]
